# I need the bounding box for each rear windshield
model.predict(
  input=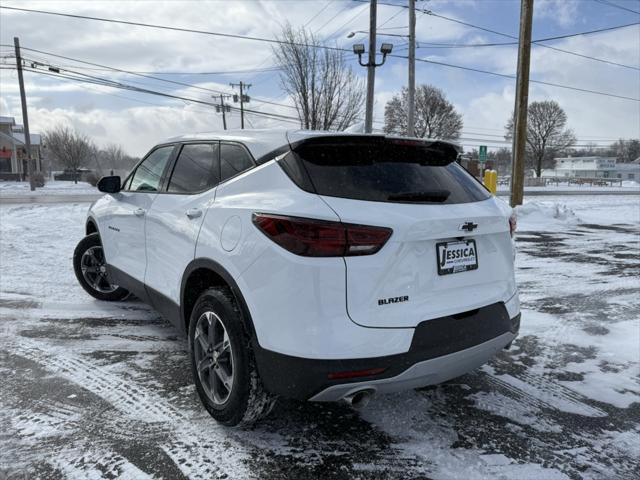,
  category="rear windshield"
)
[281,137,490,204]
